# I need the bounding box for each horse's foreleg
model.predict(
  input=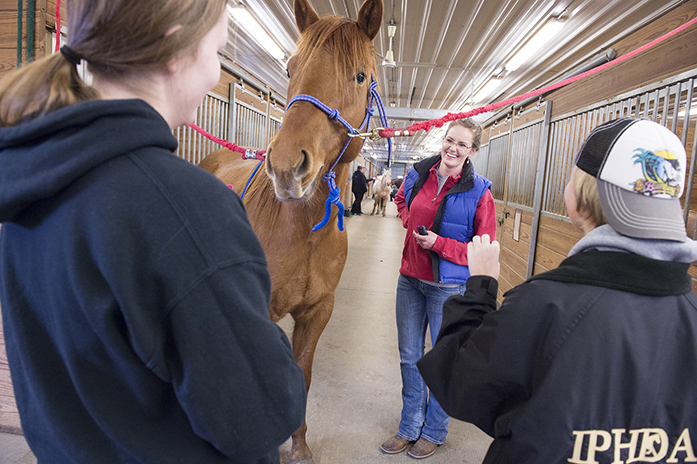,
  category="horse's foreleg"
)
[288,297,334,464]
[370,199,377,215]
